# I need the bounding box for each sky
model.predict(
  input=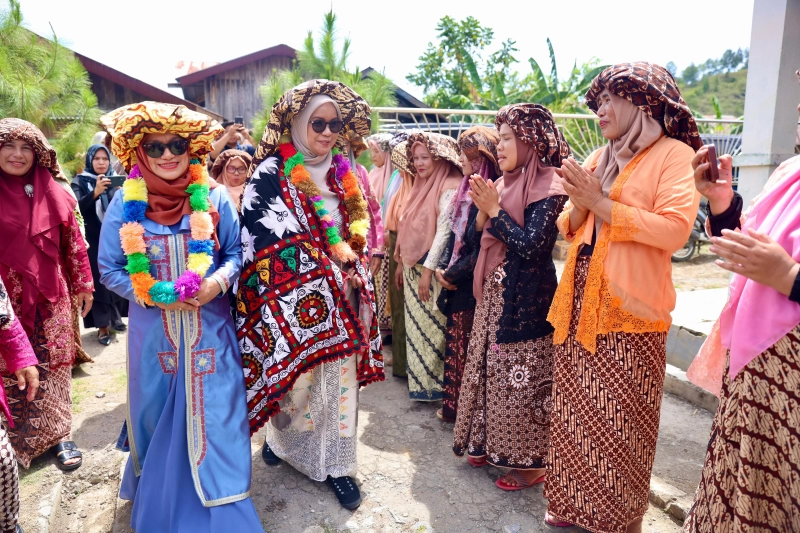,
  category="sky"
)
[19,0,755,102]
